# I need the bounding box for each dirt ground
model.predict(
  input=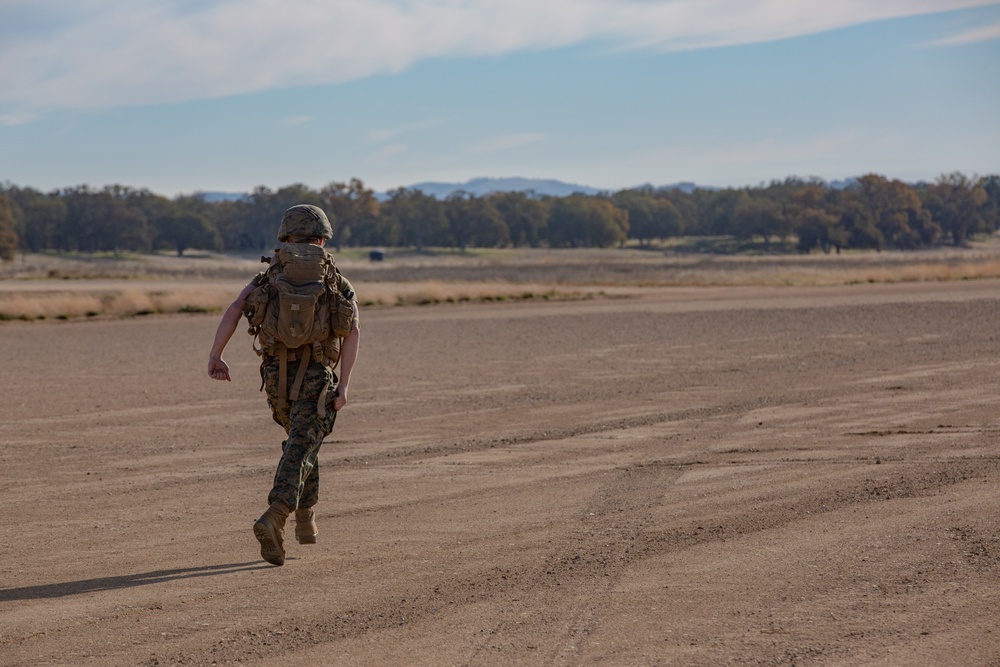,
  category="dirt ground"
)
[1,280,998,666]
